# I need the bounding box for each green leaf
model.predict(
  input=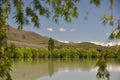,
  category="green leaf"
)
[26,7,33,16]
[90,0,101,7]
[102,20,108,26]
[109,21,114,26]
[72,7,79,17]
[65,15,72,22]
[31,14,39,28]
[109,32,116,40]
[110,0,115,9]
[116,31,120,39]
[103,15,113,20]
